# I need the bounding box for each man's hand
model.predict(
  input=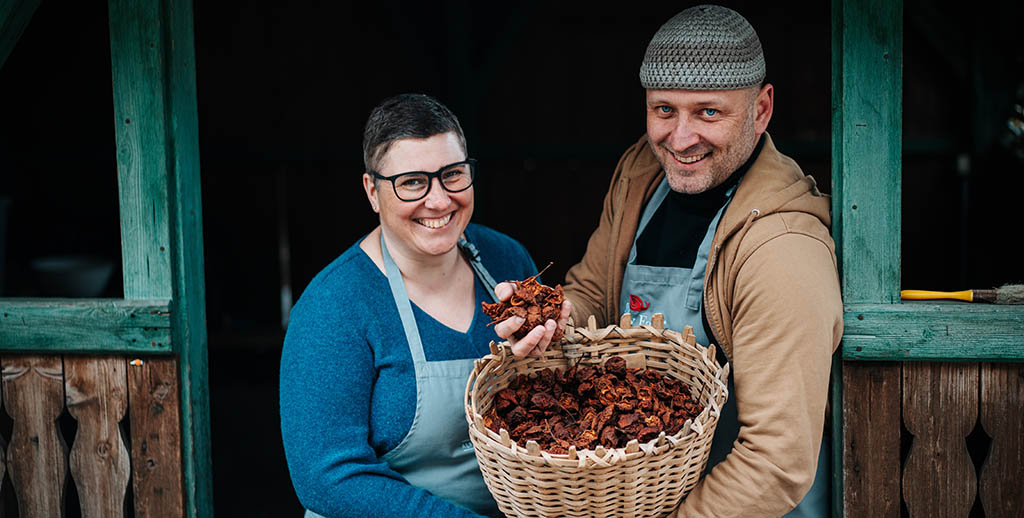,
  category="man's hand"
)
[492,281,572,358]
